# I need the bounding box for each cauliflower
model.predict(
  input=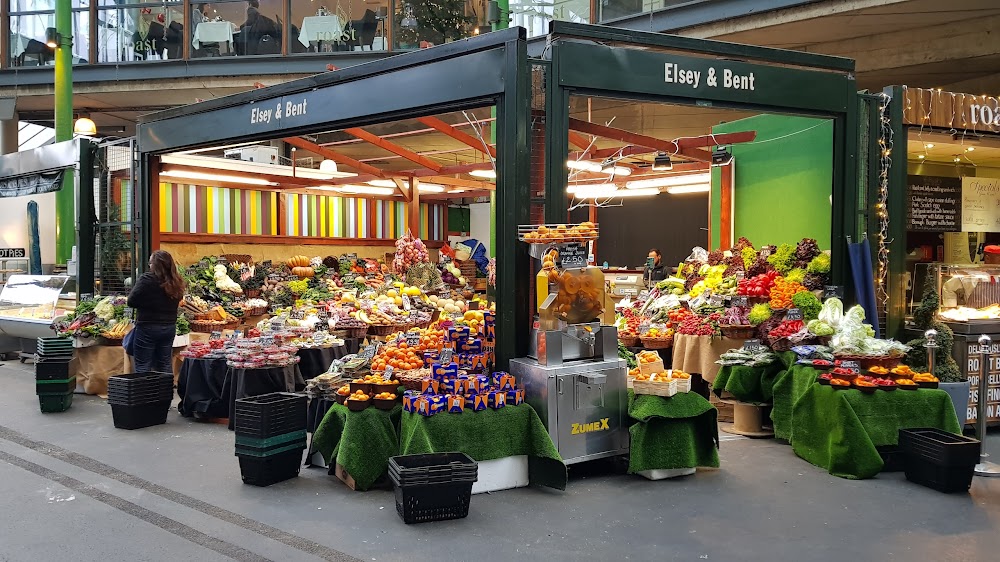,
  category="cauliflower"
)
[93,297,116,322]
